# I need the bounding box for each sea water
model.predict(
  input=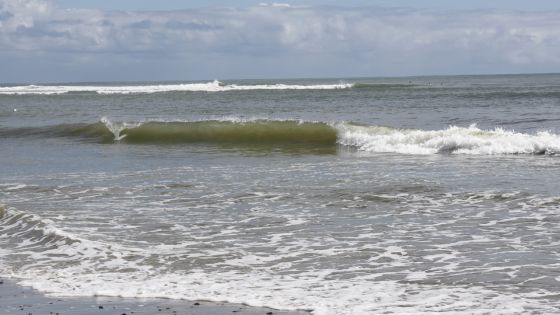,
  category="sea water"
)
[1,74,560,314]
